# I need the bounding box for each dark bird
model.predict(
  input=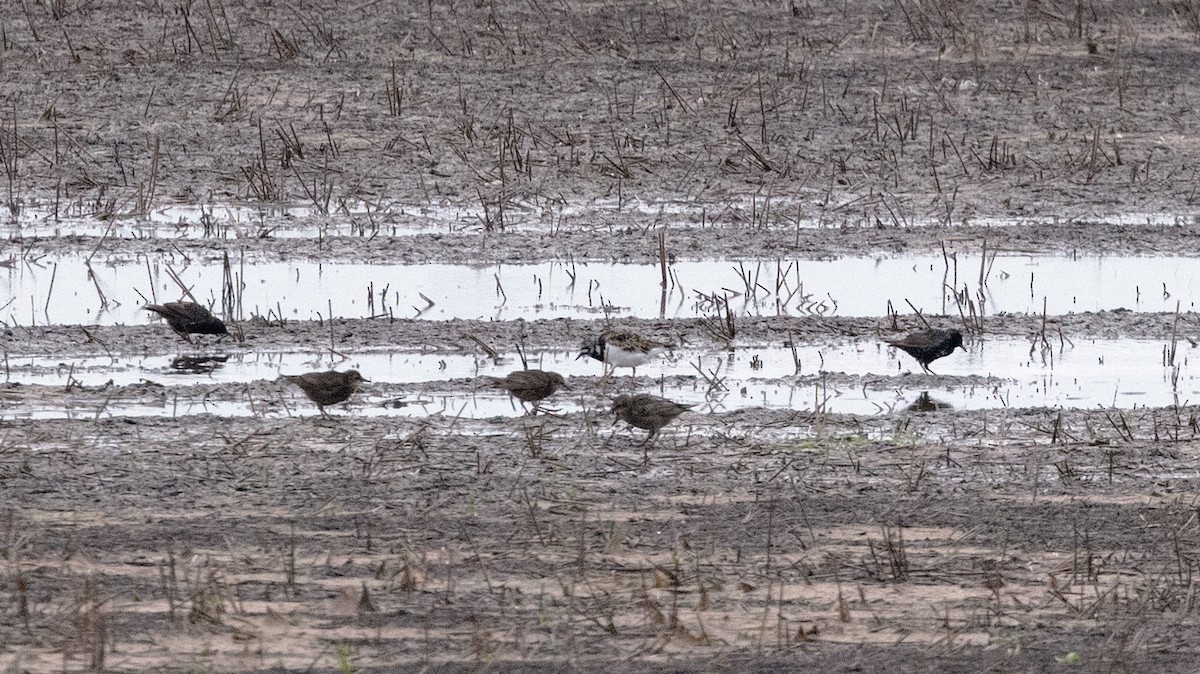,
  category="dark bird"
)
[611,393,694,447]
[887,328,965,374]
[144,302,228,342]
[281,369,368,417]
[577,330,671,381]
[487,369,569,414]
